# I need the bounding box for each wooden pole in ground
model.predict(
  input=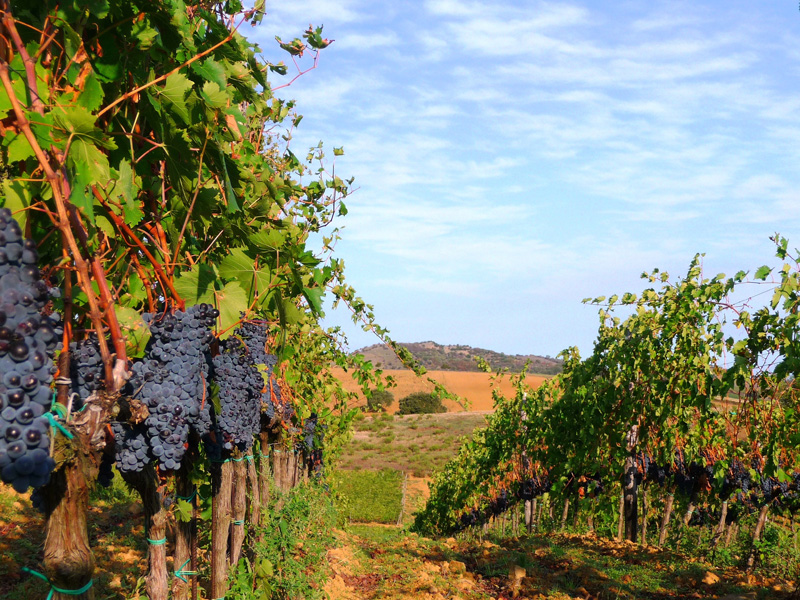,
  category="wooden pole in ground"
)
[709,500,728,555]
[123,466,168,600]
[641,486,648,545]
[258,433,272,533]
[724,521,737,548]
[229,458,248,566]
[525,500,533,533]
[560,497,570,531]
[676,499,696,550]
[246,452,260,559]
[211,460,233,598]
[623,426,639,543]
[171,458,194,600]
[658,488,676,547]
[746,504,770,572]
